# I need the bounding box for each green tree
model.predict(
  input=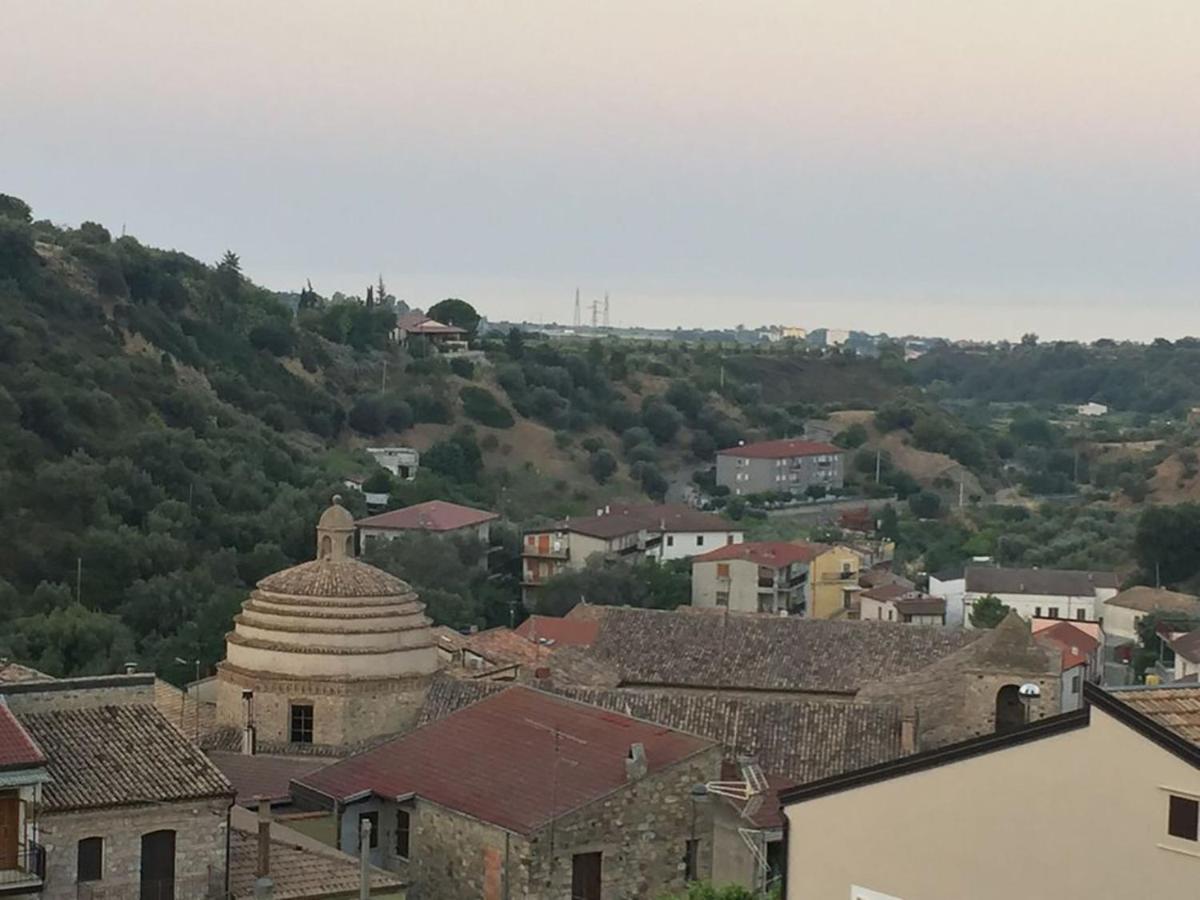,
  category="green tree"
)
[969,594,1010,629]
[427,298,481,335]
[907,490,943,519]
[589,449,618,484]
[0,193,32,222]
[505,327,525,359]
[460,386,515,428]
